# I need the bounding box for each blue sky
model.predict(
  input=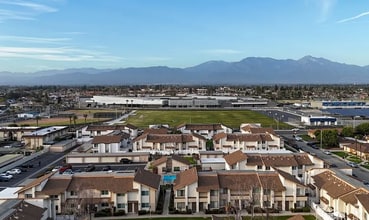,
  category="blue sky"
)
[1,0,369,72]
